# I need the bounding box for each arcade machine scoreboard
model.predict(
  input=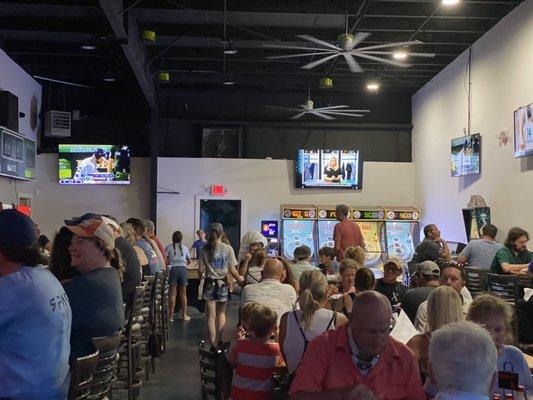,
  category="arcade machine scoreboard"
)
[281,204,317,262]
[350,206,386,270]
[382,206,420,281]
[317,205,338,250]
